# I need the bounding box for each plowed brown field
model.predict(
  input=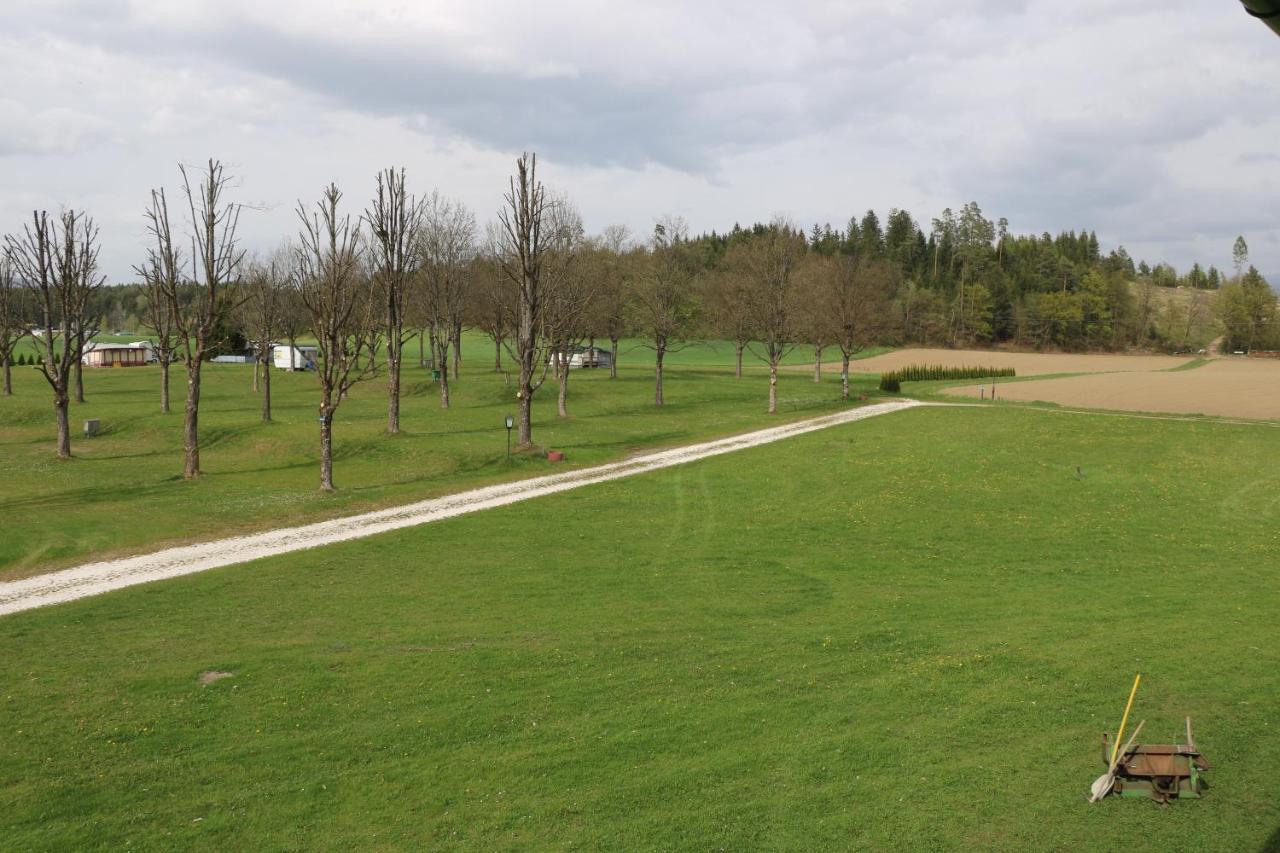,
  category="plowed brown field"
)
[849,347,1193,376]
[942,357,1280,420]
